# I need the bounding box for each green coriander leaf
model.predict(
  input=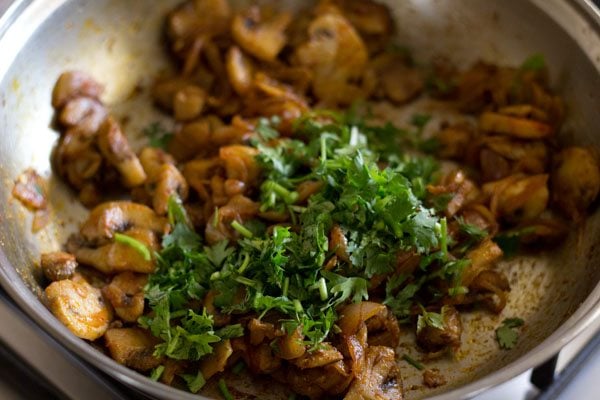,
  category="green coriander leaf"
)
[411,113,432,130]
[218,378,234,400]
[215,324,244,339]
[417,306,445,334]
[457,217,488,241]
[181,371,206,393]
[144,122,172,149]
[521,54,546,72]
[402,354,425,370]
[496,318,524,350]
